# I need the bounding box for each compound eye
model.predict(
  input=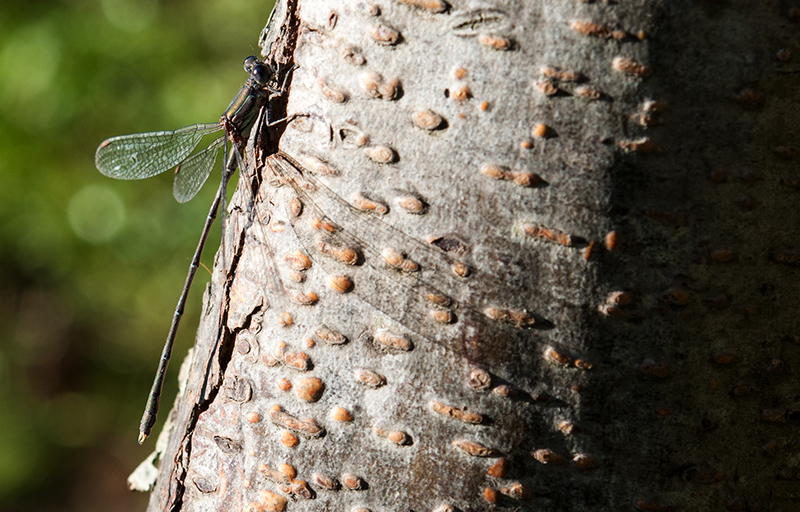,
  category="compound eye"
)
[252,63,273,84]
[243,56,259,73]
